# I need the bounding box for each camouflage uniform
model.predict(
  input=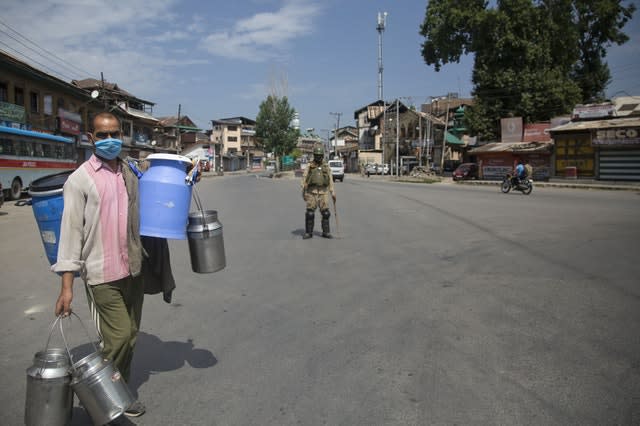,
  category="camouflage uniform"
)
[301,147,336,239]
